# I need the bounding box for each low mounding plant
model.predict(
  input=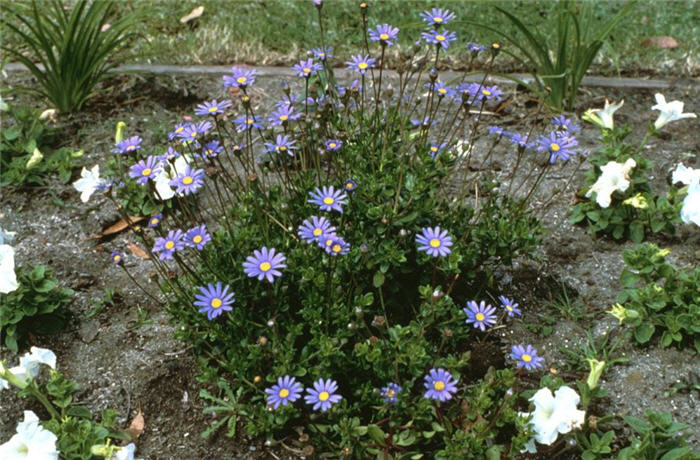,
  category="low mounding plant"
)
[570,96,695,242]
[477,0,633,110]
[0,0,138,113]
[617,243,699,351]
[79,2,594,456]
[0,265,73,352]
